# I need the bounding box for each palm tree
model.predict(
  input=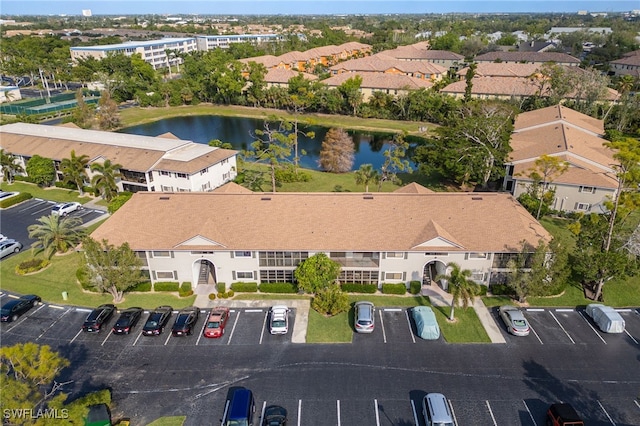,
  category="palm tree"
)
[28,214,86,259]
[354,164,379,192]
[0,149,24,183]
[436,262,479,321]
[91,159,122,202]
[60,150,89,195]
